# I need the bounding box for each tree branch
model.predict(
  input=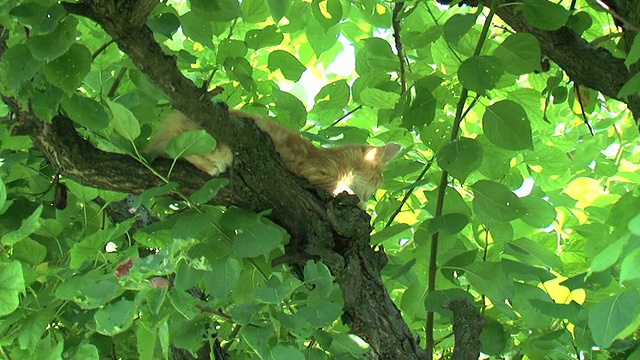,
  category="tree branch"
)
[480,0,640,121]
